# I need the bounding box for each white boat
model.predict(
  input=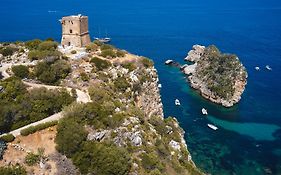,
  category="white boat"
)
[165,59,174,65]
[175,99,181,106]
[265,65,272,71]
[207,124,218,130]
[201,108,208,115]
[158,84,162,88]
[255,66,260,71]
[95,37,111,43]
